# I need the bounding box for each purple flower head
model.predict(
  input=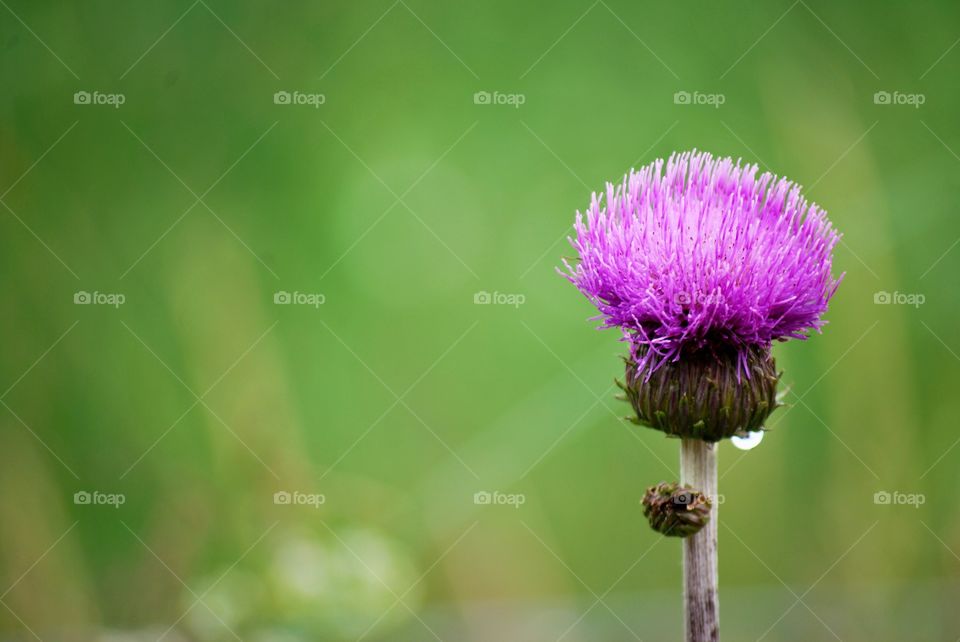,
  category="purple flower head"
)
[562,150,842,376]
